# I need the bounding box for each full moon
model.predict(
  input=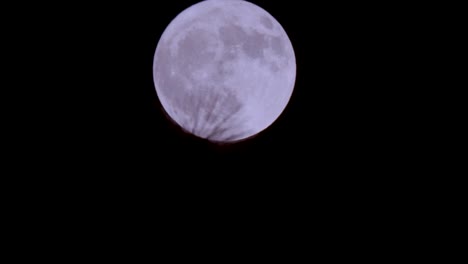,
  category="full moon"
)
[153,0,296,143]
